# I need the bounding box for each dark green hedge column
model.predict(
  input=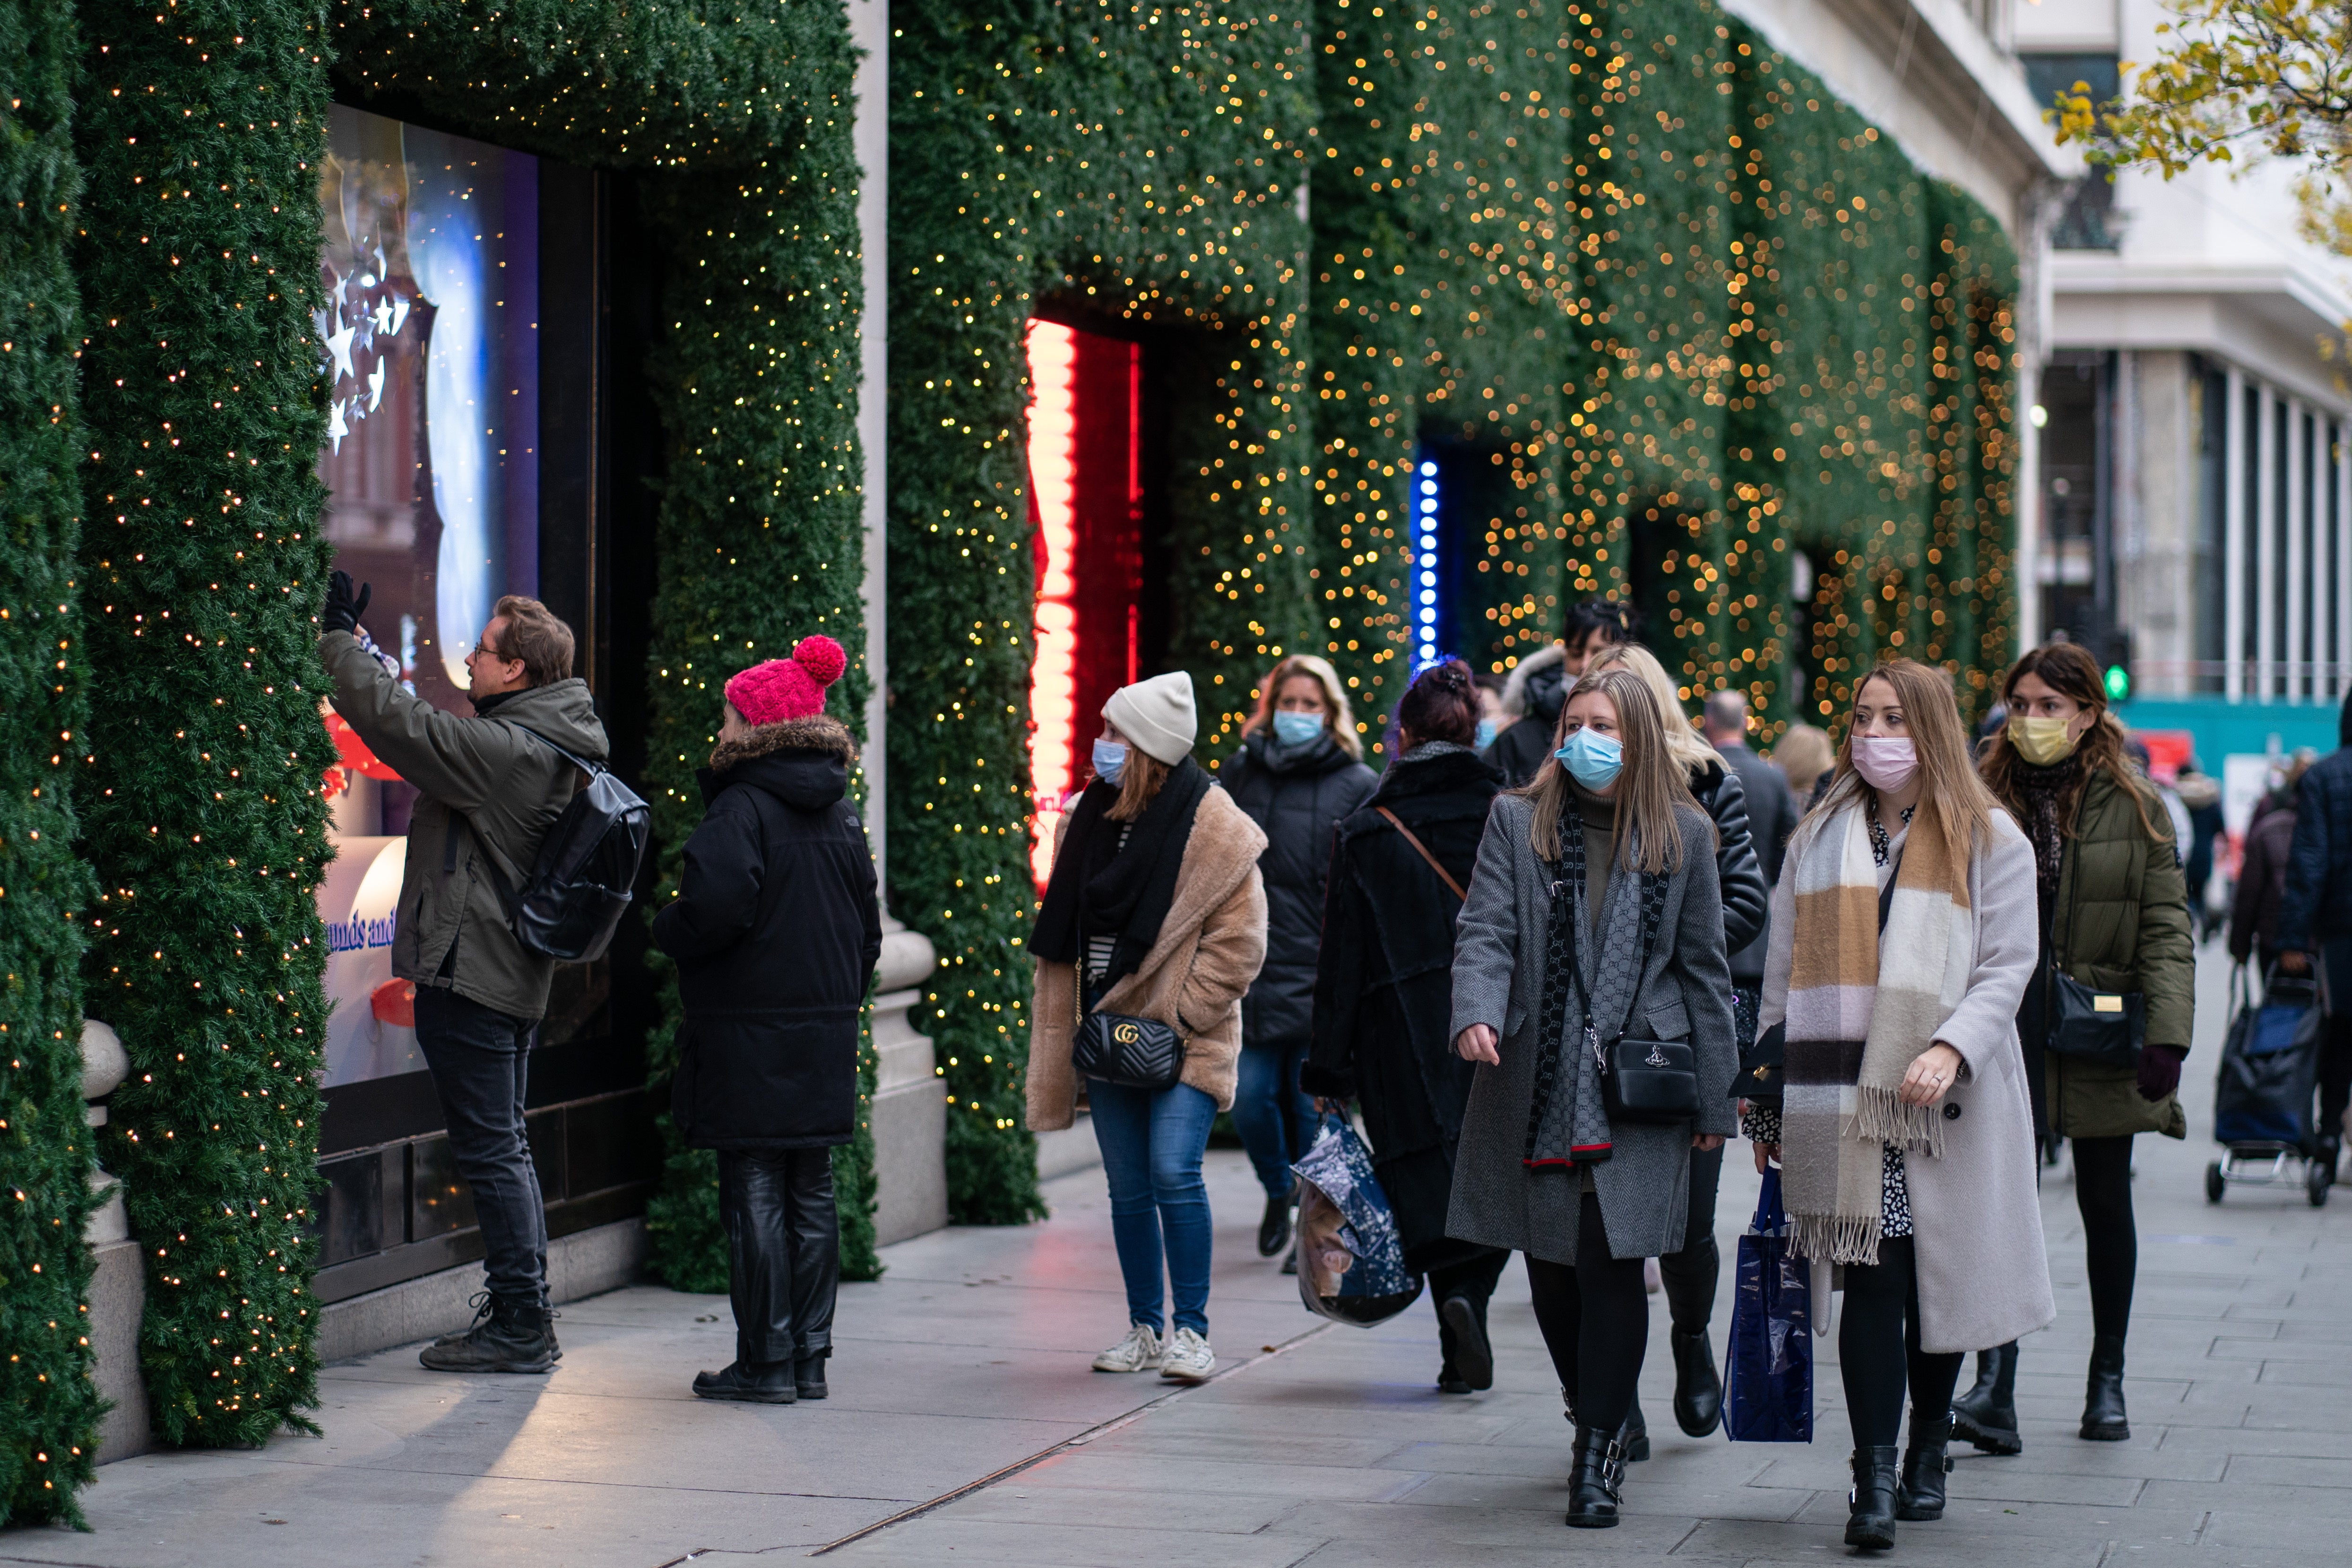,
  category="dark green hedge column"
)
[73,0,334,1447]
[0,0,103,1525]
